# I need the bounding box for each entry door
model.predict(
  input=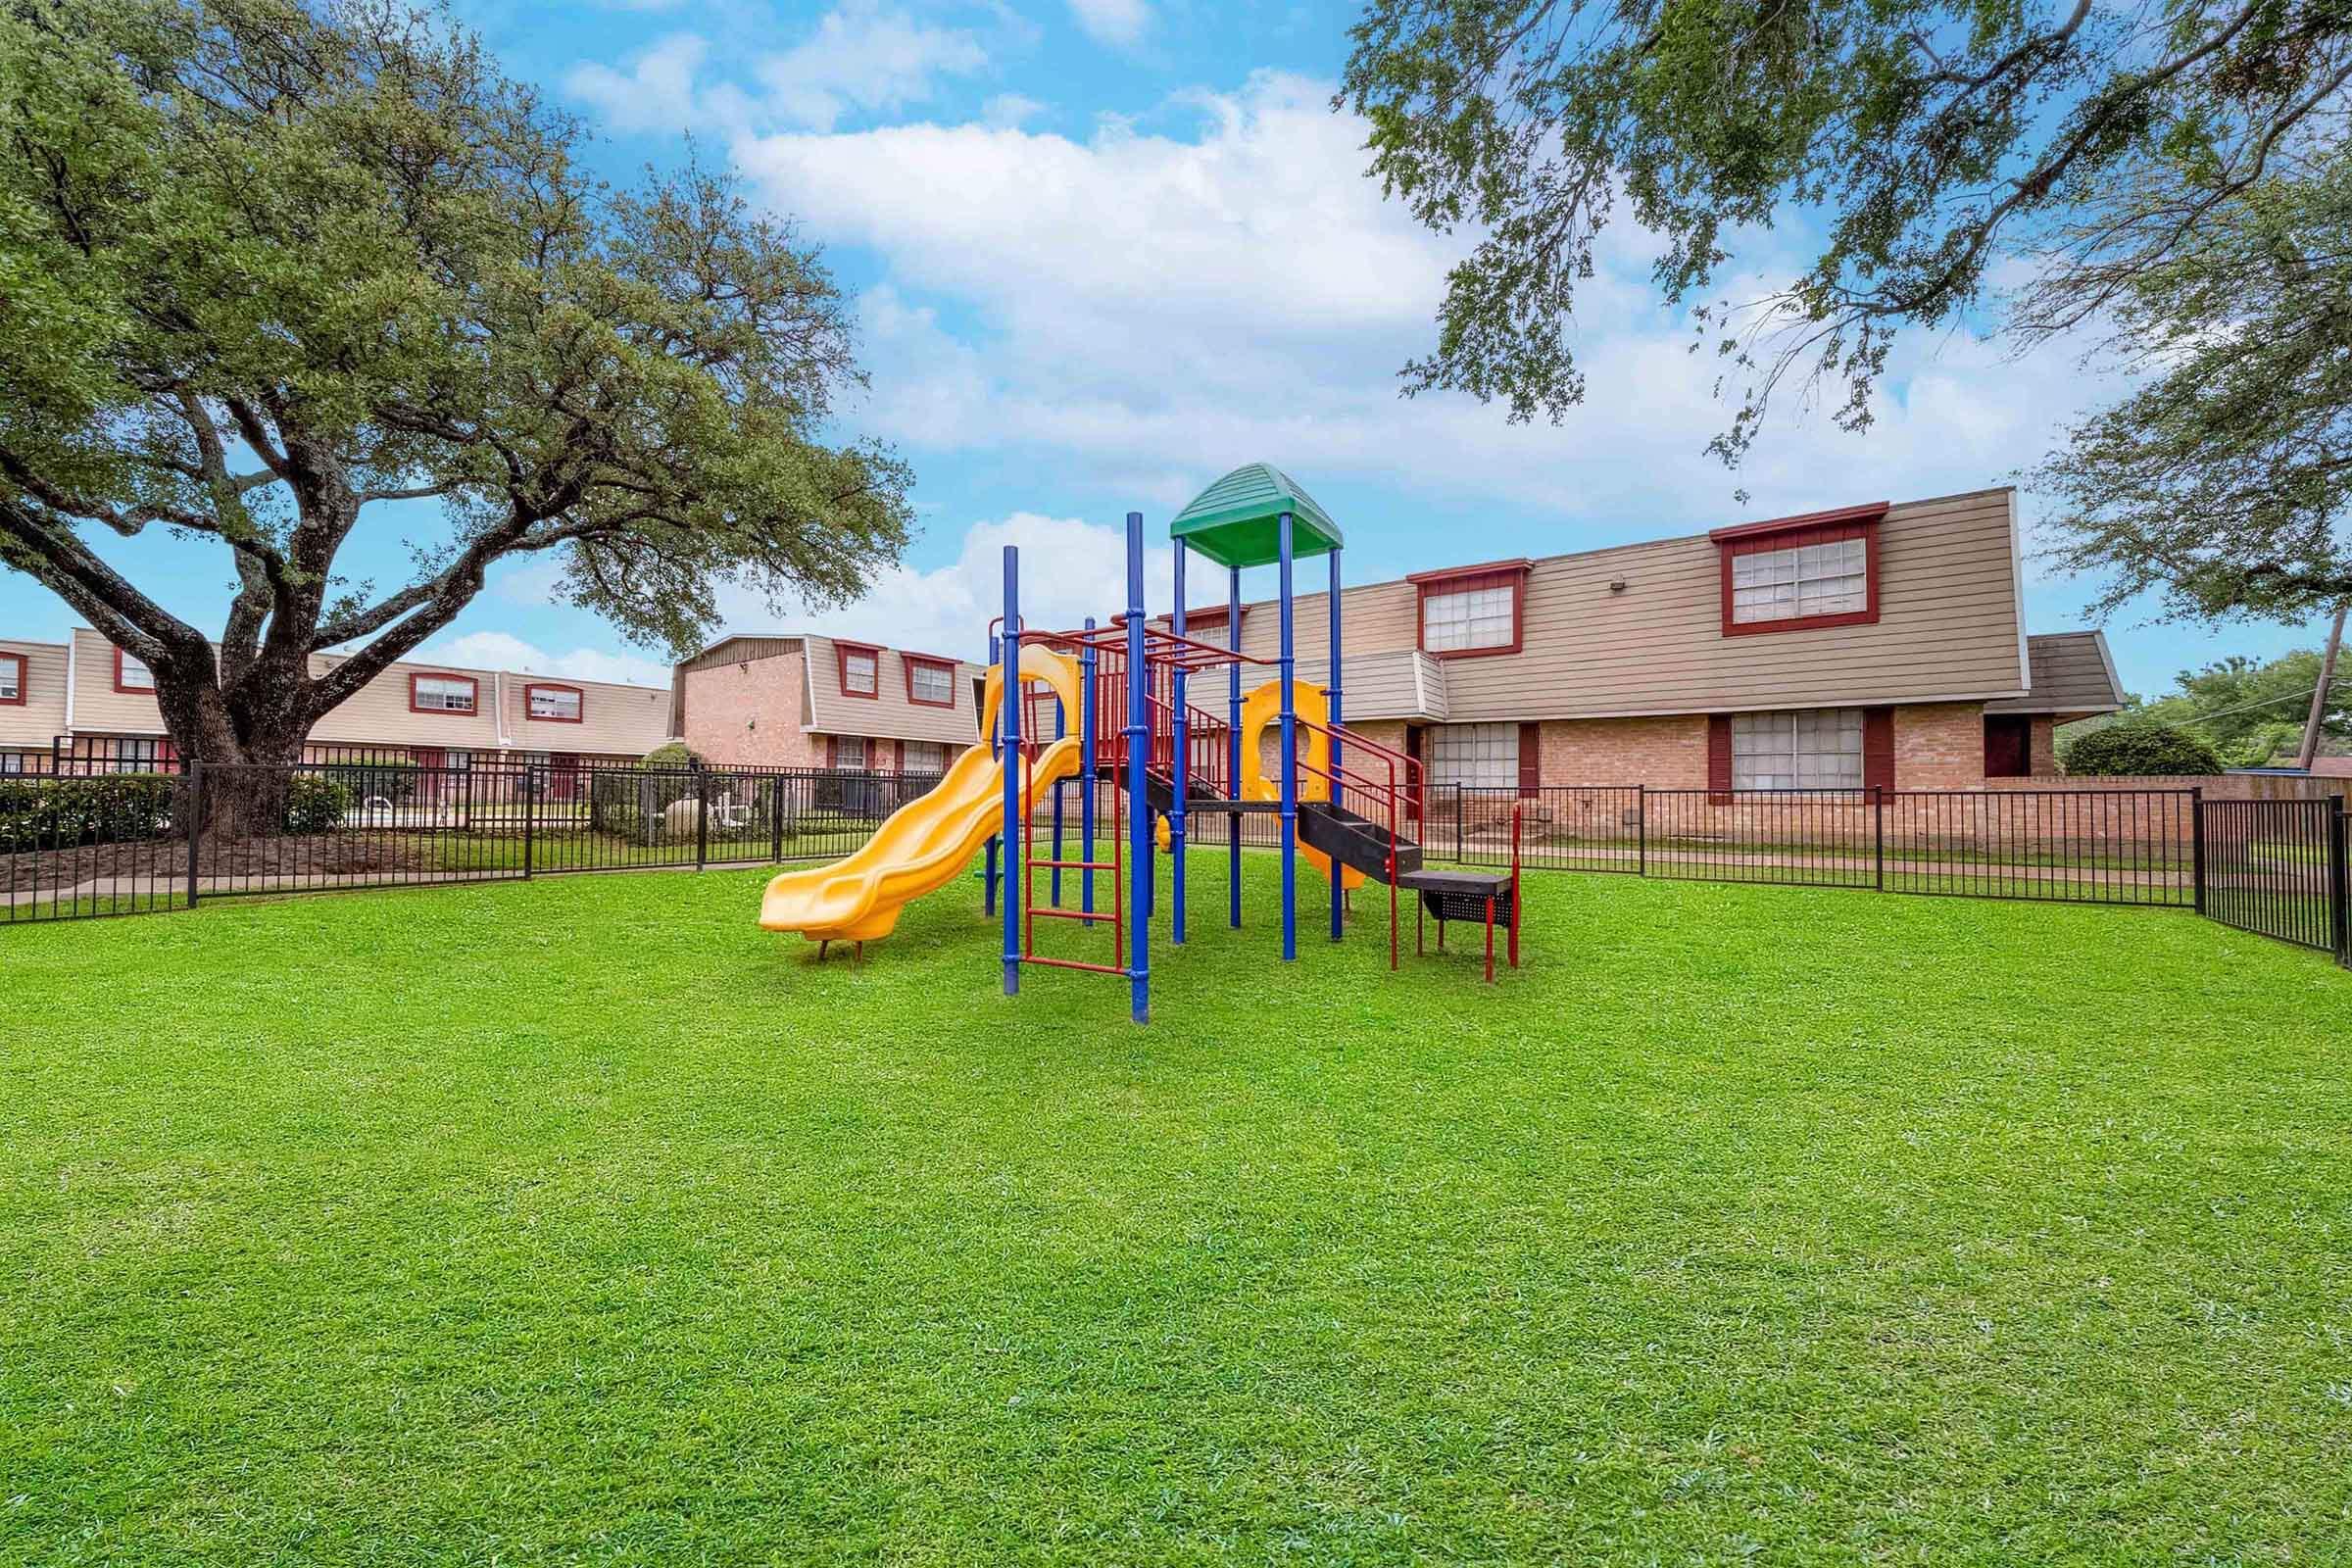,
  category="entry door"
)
[1983,715,2032,778]
[414,748,445,803]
